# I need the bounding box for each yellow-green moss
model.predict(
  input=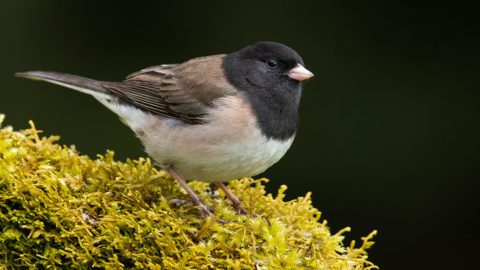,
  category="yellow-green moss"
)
[0,114,377,269]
